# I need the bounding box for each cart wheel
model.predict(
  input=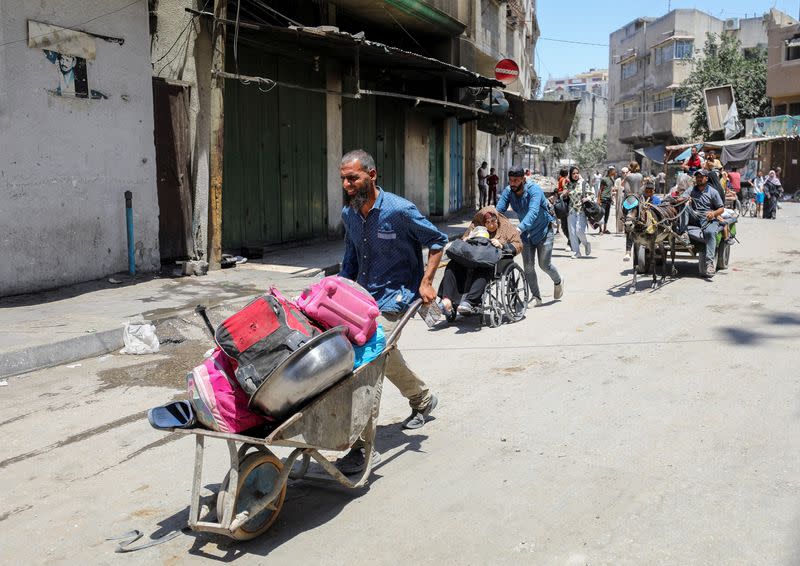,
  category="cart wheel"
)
[217,452,286,541]
[635,245,651,274]
[716,240,731,270]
